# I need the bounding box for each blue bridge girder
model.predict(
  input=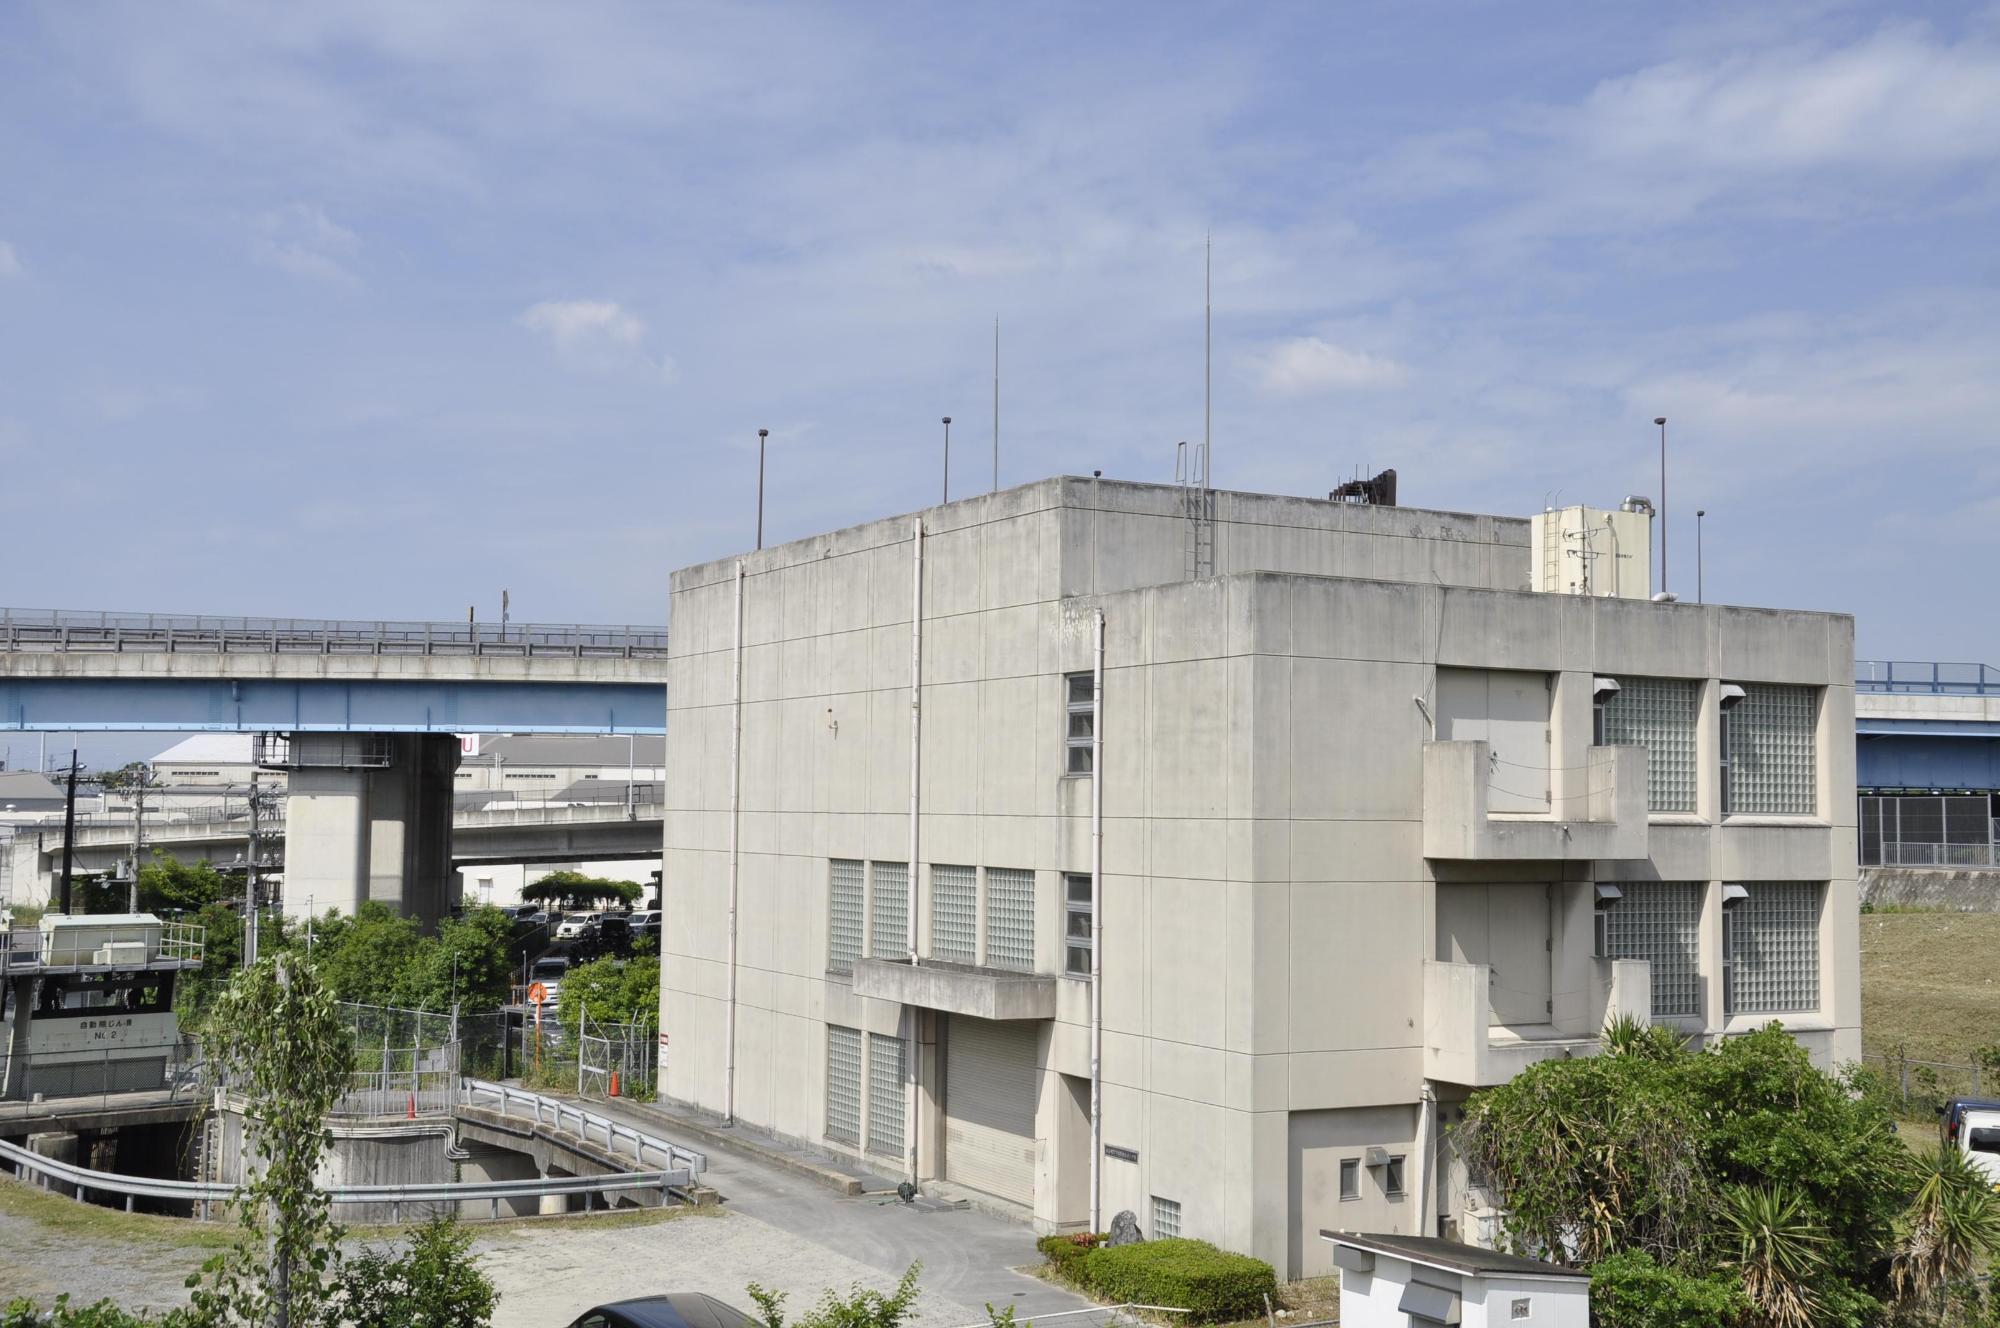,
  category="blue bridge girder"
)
[0,609,667,735]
